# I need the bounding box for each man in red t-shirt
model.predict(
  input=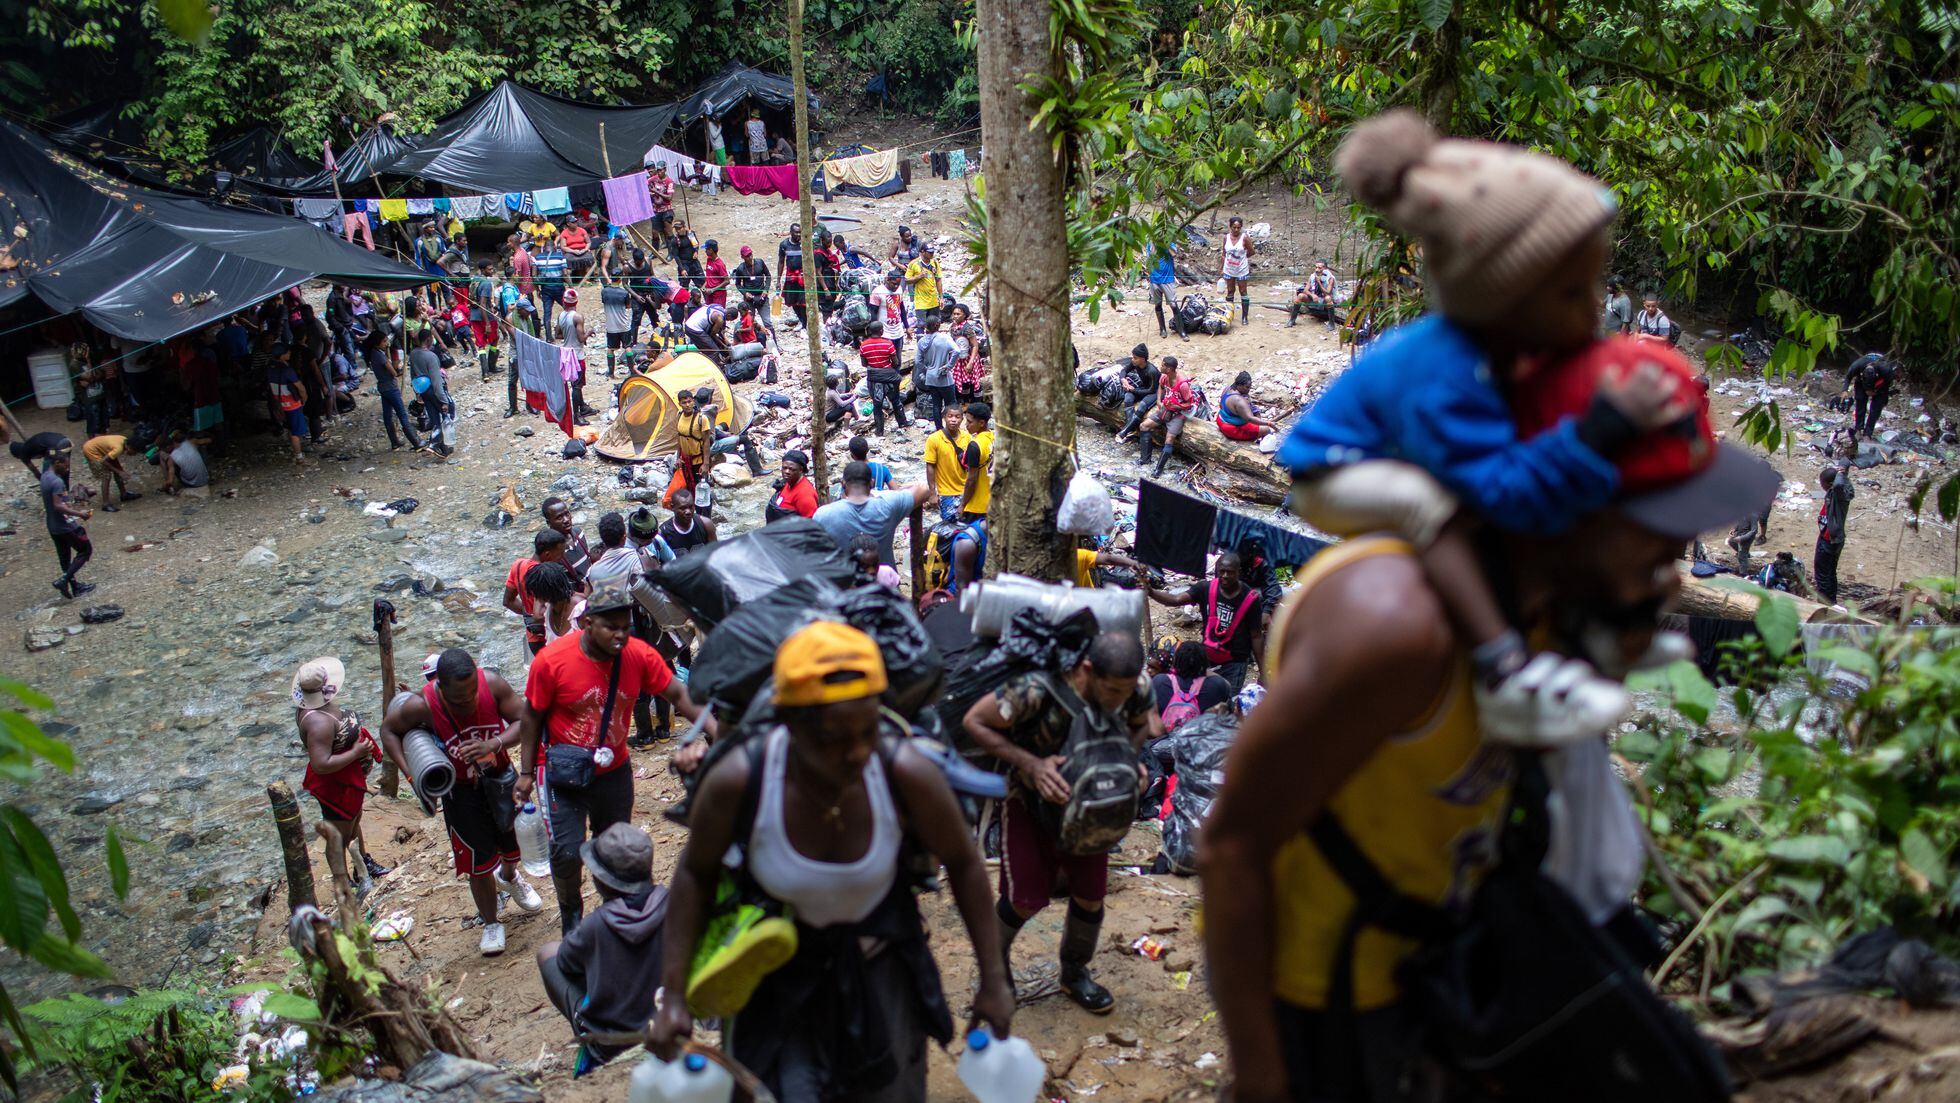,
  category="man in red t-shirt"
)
[514,584,713,934]
[503,529,569,654]
[380,648,544,956]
